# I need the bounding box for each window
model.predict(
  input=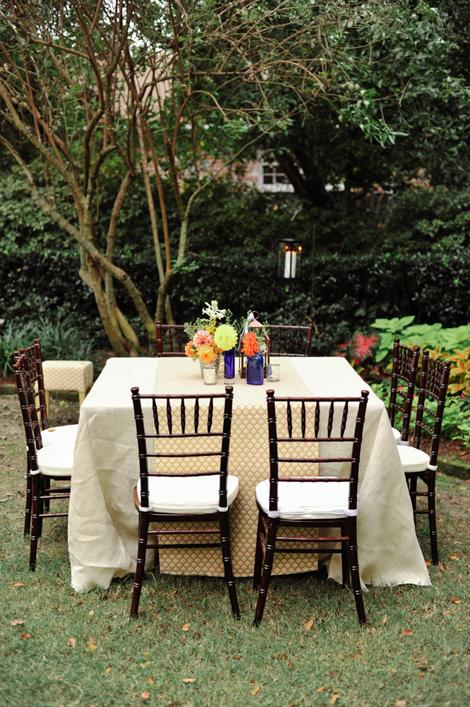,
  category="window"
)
[259,156,294,193]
